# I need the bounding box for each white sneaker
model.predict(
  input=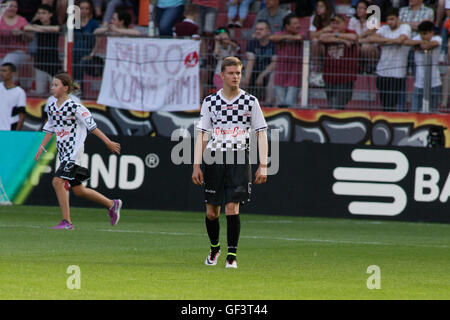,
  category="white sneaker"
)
[205,250,220,266]
[225,259,238,269]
